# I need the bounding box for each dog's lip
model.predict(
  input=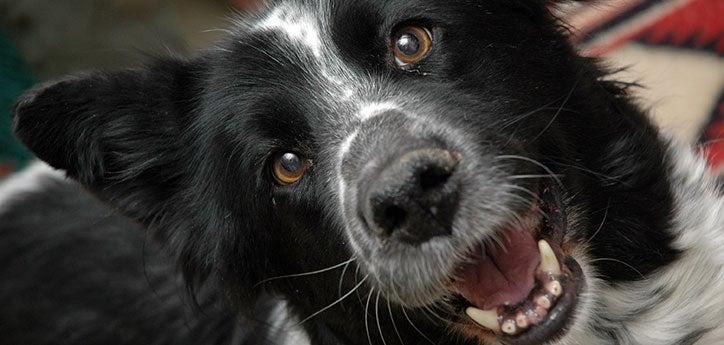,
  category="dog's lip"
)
[500,257,584,345]
[445,184,585,344]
